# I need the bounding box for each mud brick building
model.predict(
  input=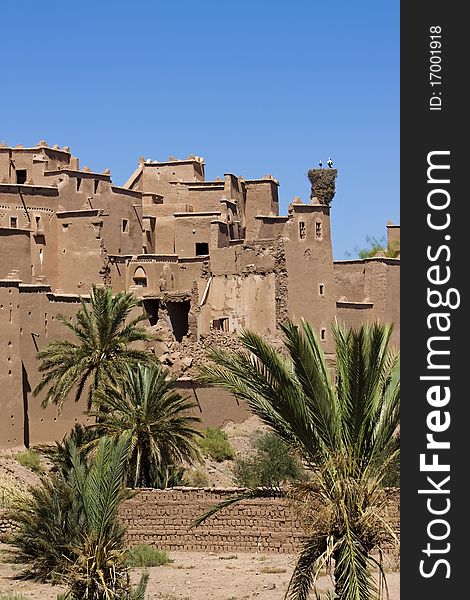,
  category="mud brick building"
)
[0,141,399,447]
